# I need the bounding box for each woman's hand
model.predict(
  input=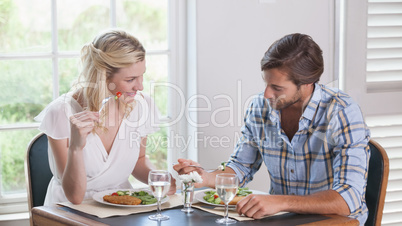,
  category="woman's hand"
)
[69,111,99,151]
[168,174,177,195]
